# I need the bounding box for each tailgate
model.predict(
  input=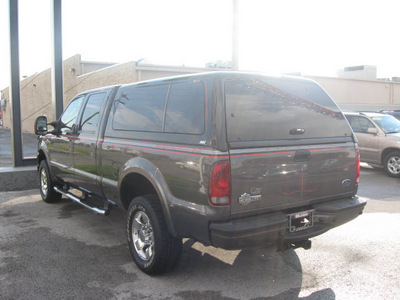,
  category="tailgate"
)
[229,143,357,215]
[224,75,357,216]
